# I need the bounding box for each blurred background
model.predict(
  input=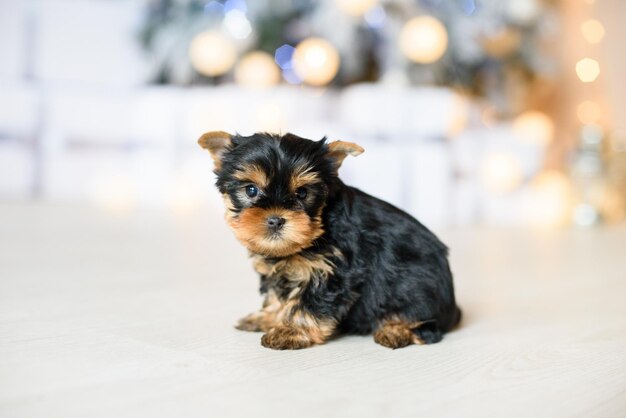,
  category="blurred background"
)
[1,0,625,229]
